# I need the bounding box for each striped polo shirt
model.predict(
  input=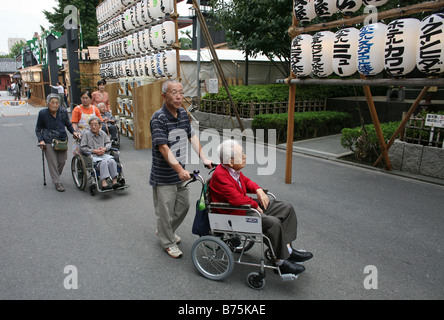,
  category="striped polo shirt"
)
[149,104,195,186]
